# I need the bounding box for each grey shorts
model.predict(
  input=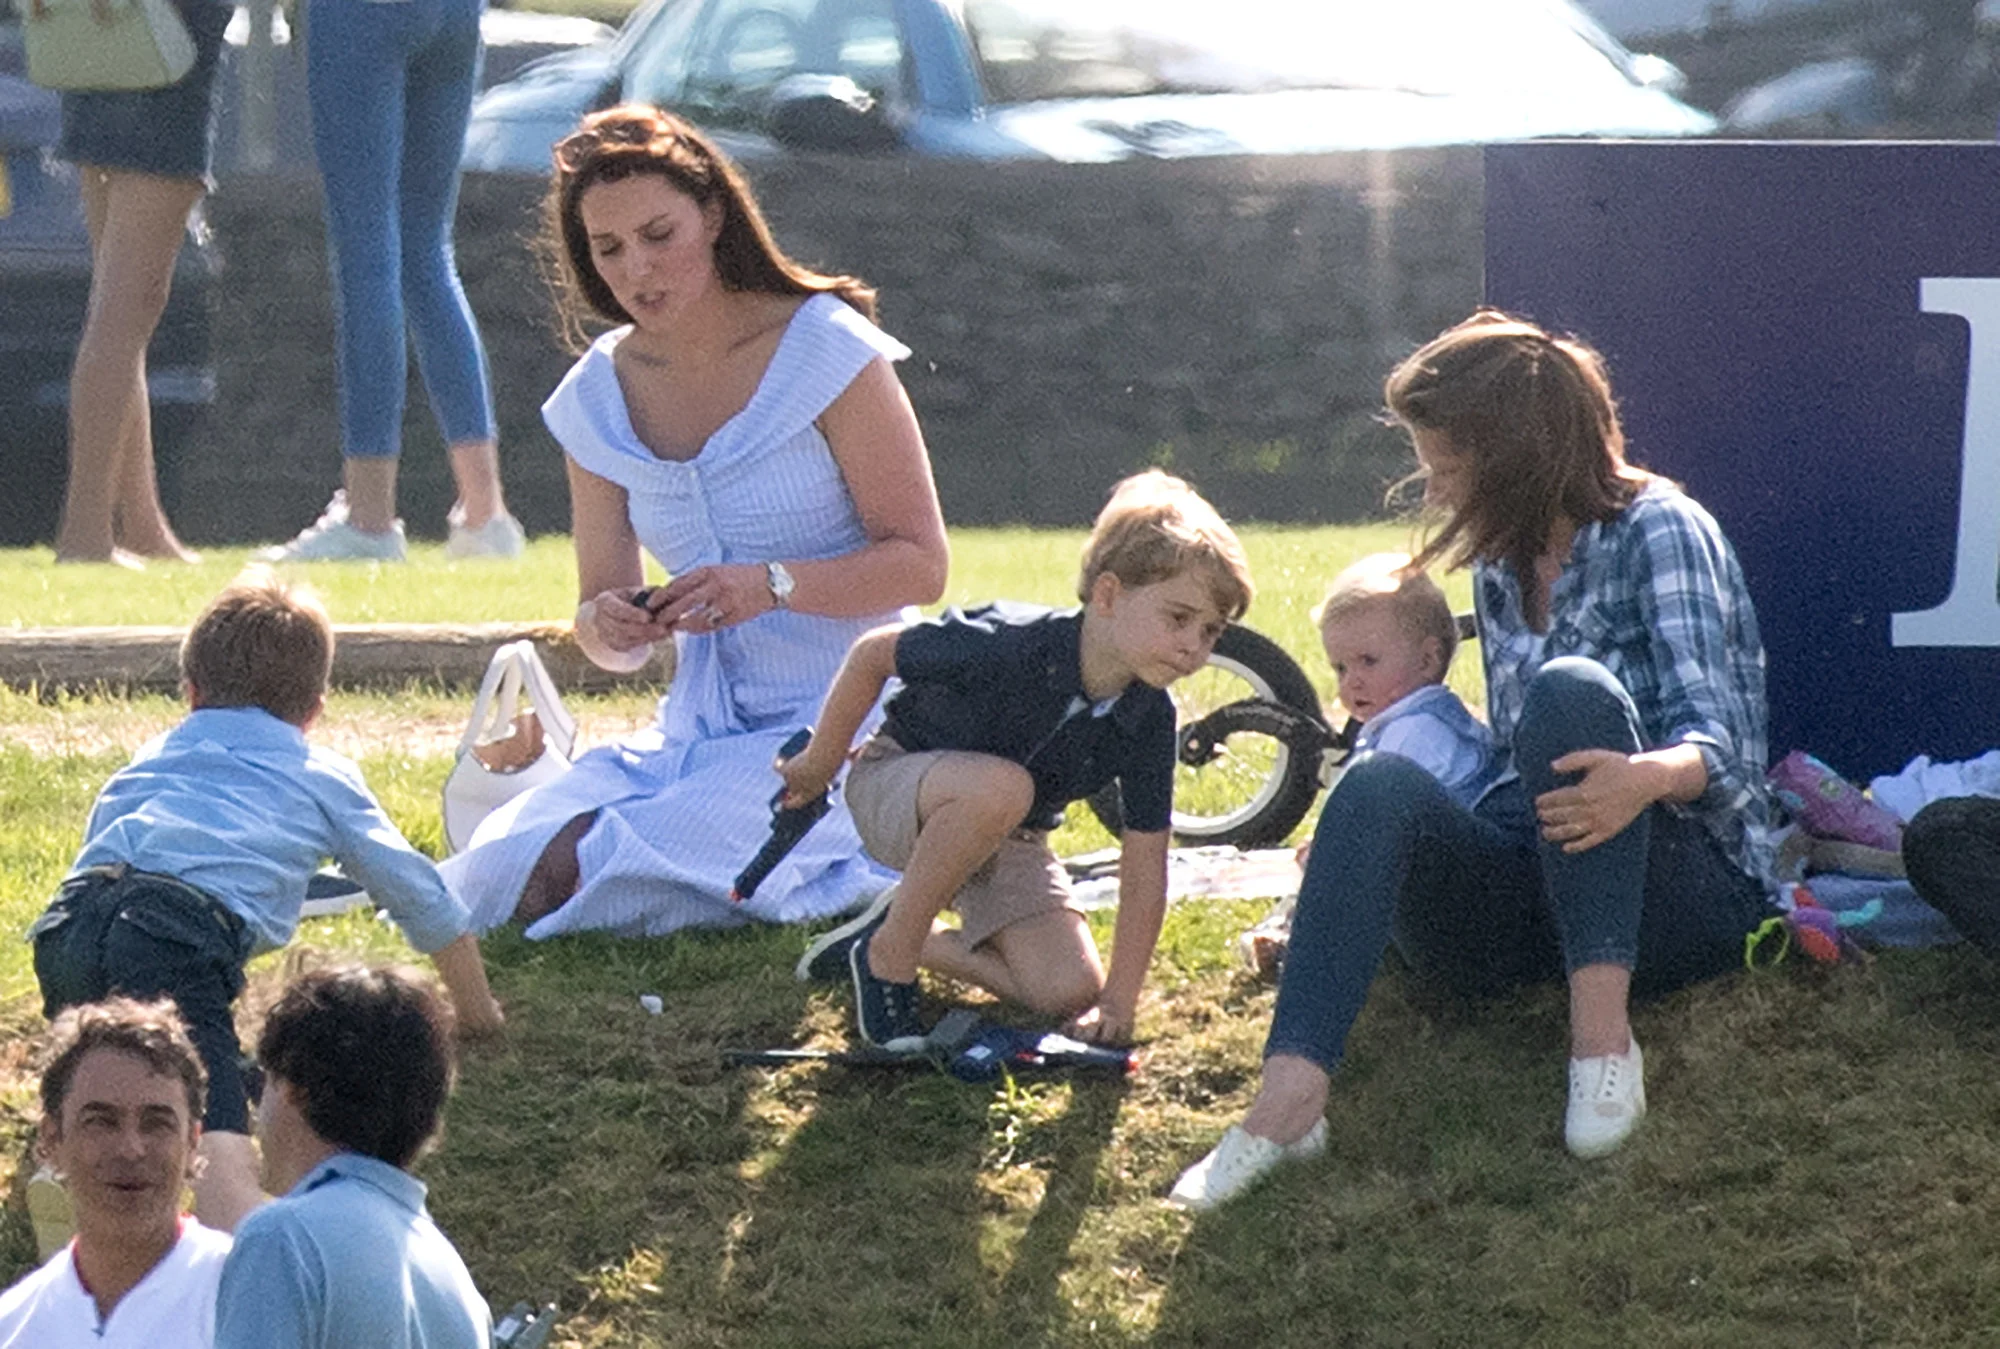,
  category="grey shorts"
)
[844,736,1076,949]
